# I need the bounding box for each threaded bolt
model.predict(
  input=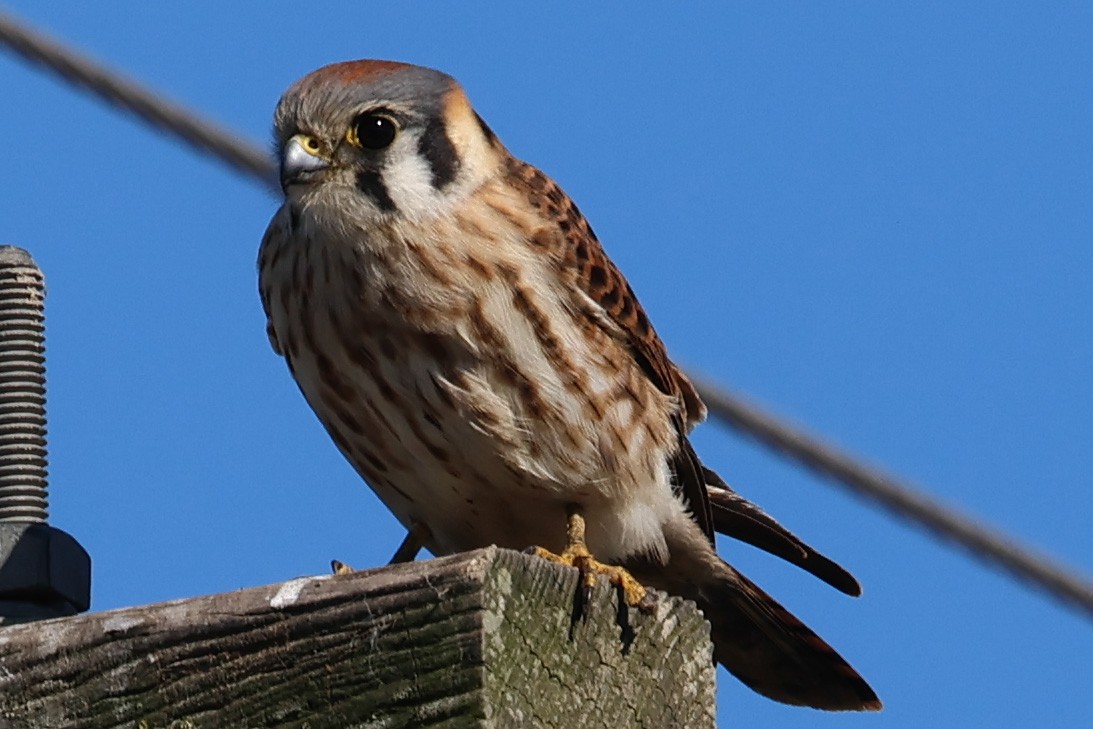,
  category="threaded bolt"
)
[0,246,48,523]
